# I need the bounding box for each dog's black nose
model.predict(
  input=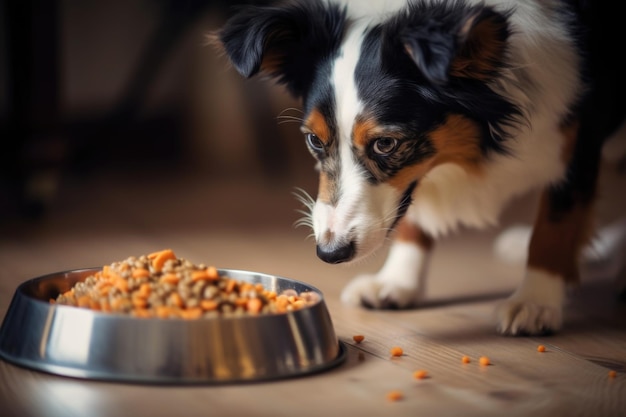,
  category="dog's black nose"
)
[316,241,355,264]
